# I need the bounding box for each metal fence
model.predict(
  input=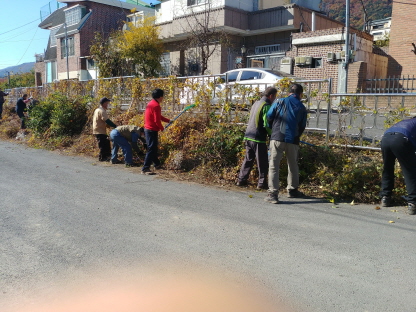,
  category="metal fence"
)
[327,93,416,148]
[5,77,416,149]
[365,76,416,93]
